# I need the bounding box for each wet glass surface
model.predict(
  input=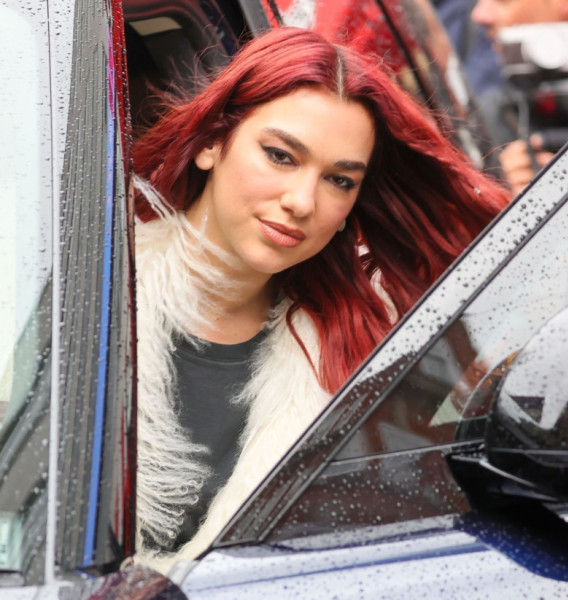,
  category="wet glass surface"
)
[337,195,568,460]
[0,2,51,441]
[0,0,52,579]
